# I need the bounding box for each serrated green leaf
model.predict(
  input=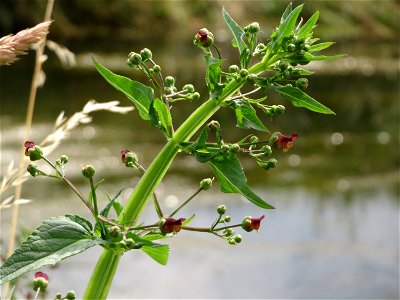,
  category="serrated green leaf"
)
[307,42,334,53]
[231,99,268,131]
[271,85,335,114]
[304,52,344,61]
[296,11,319,40]
[268,4,303,52]
[281,3,293,23]
[153,98,173,138]
[222,8,247,57]
[0,215,101,284]
[92,58,153,120]
[205,55,222,94]
[209,155,274,209]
